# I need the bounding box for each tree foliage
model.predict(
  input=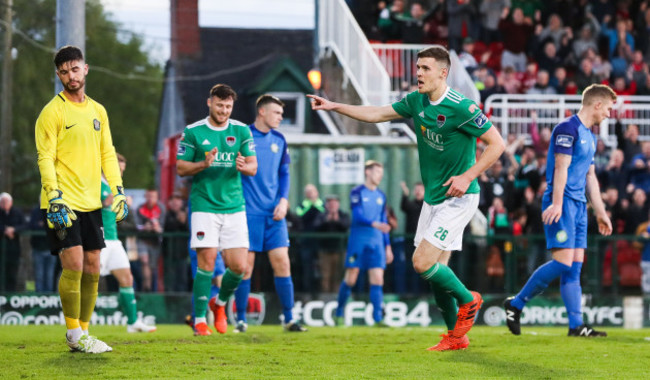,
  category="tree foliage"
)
[6,0,163,207]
